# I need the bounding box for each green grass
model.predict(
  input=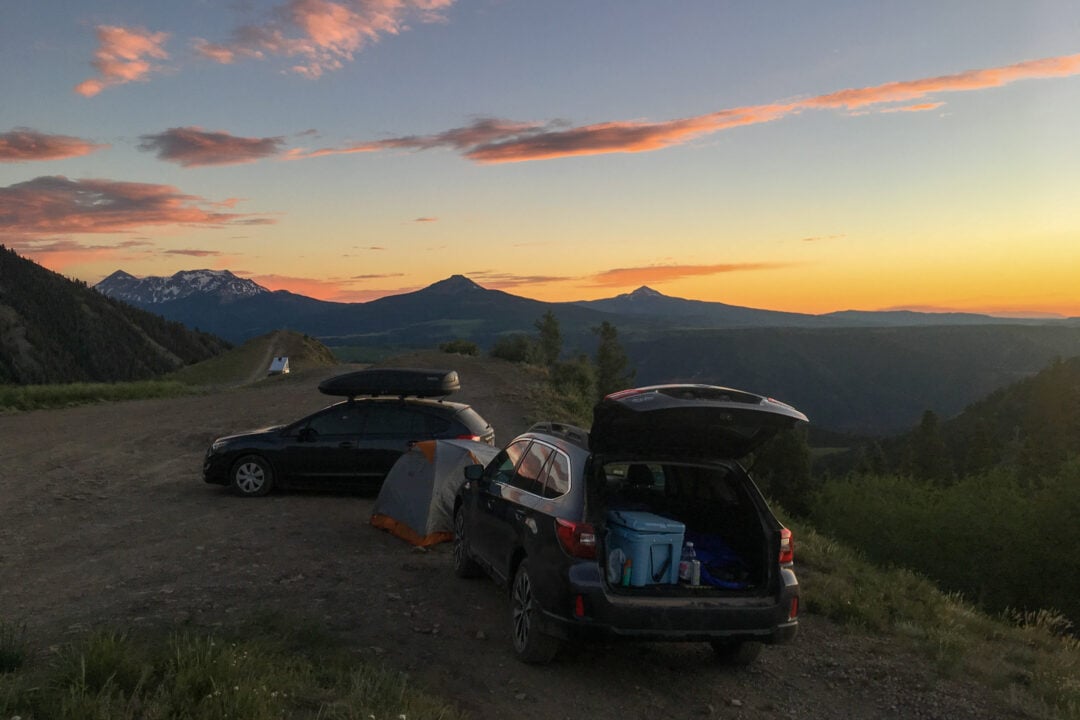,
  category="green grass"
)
[791,518,1080,718]
[0,380,197,412]
[0,615,466,720]
[0,620,28,673]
